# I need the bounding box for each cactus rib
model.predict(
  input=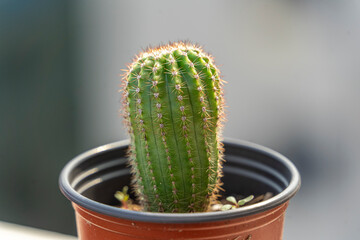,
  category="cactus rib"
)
[121,42,225,213]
